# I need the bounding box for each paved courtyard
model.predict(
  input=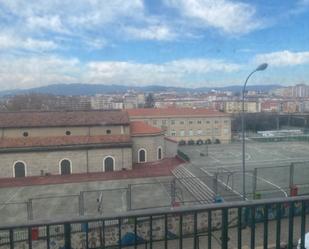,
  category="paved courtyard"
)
[180,141,309,199]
